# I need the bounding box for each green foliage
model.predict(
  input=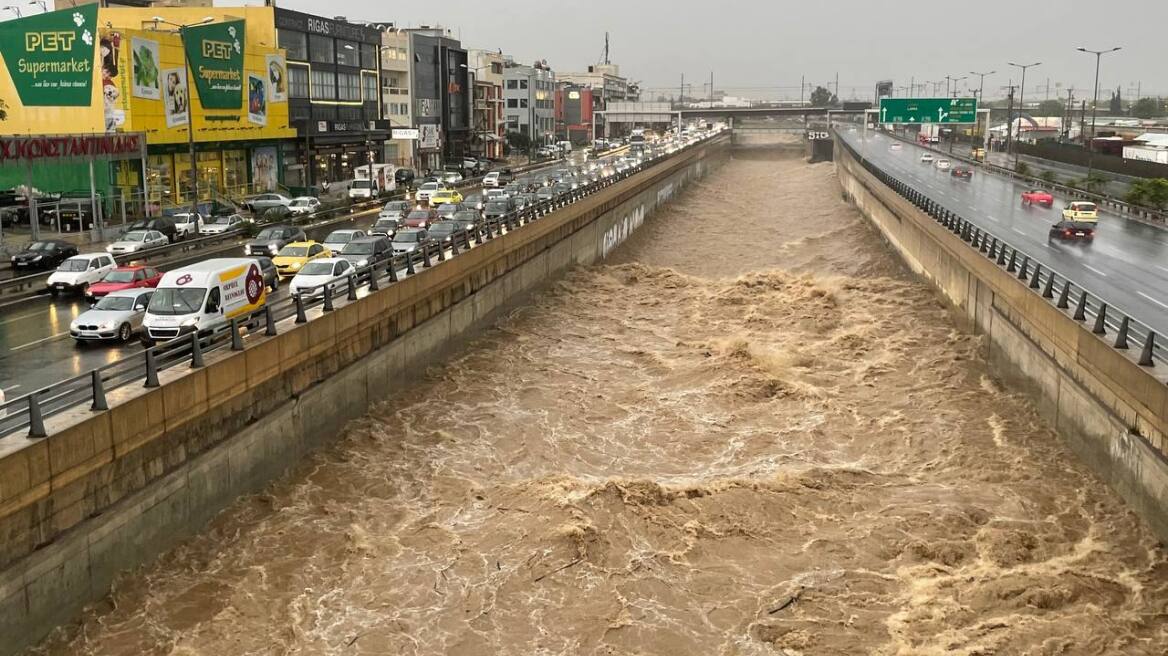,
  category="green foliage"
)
[1039,170,1057,184]
[132,45,159,90]
[809,86,838,107]
[1126,178,1168,209]
[1131,97,1166,119]
[1015,161,1031,176]
[506,131,532,152]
